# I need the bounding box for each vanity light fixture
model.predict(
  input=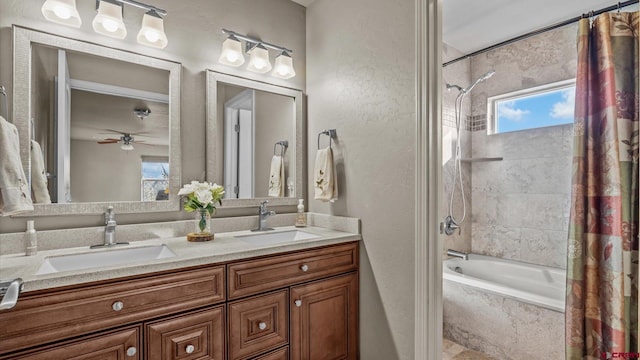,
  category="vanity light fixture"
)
[246,44,272,74]
[92,0,127,39]
[219,29,295,79]
[41,0,168,49]
[218,35,245,67]
[41,0,82,27]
